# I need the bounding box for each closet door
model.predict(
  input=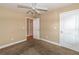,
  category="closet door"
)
[60,12,76,49]
[60,9,79,52]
